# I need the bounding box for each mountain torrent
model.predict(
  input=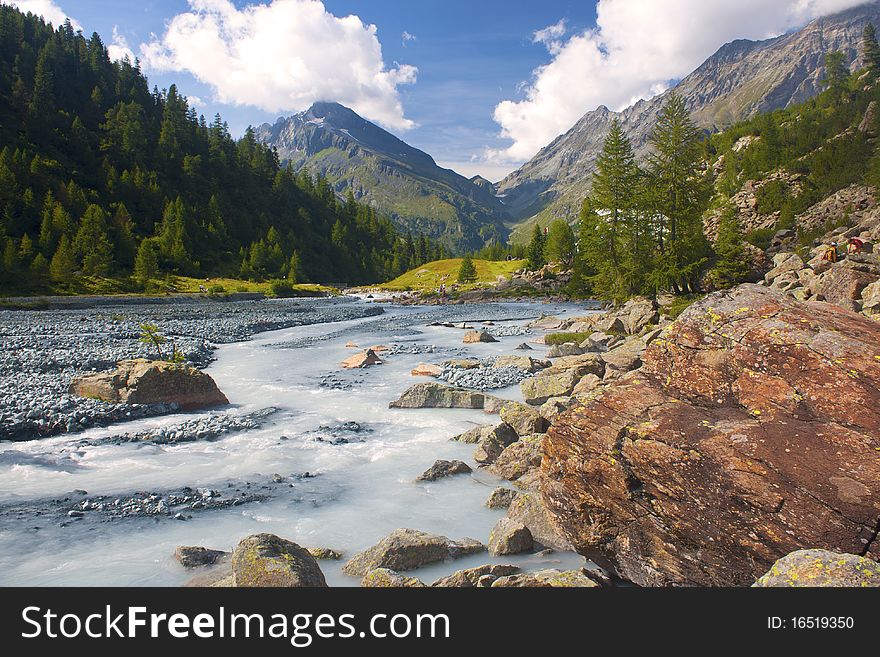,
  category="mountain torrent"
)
[542,285,880,587]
